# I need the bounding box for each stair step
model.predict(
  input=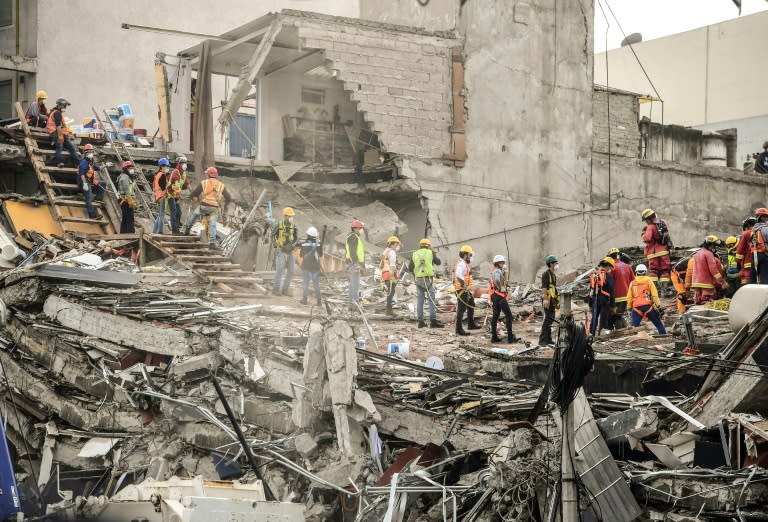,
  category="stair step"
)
[209,276,263,285]
[54,199,103,208]
[151,235,201,242]
[191,263,242,270]
[179,255,231,262]
[48,182,81,191]
[201,270,255,277]
[42,166,79,174]
[33,148,58,155]
[60,216,108,225]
